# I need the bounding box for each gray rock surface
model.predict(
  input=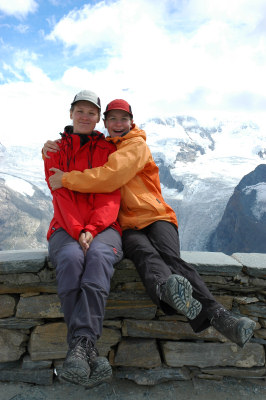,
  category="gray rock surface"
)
[1,377,266,400]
